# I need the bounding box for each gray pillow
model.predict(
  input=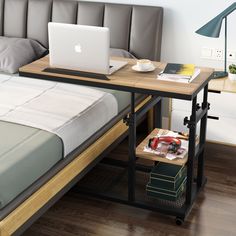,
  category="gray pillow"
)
[110,48,136,59]
[0,37,47,74]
